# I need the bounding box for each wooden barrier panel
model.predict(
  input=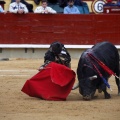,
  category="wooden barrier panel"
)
[0,13,120,45]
